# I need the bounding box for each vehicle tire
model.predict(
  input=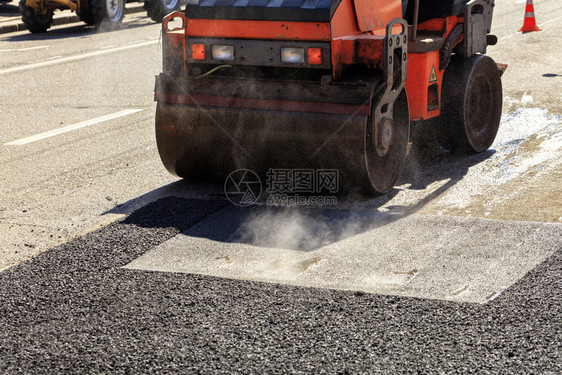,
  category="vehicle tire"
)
[91,0,125,29]
[438,54,502,153]
[77,9,96,26]
[144,0,180,23]
[19,0,53,33]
